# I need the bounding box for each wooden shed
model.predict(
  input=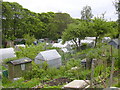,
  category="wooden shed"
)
[7,57,32,80]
